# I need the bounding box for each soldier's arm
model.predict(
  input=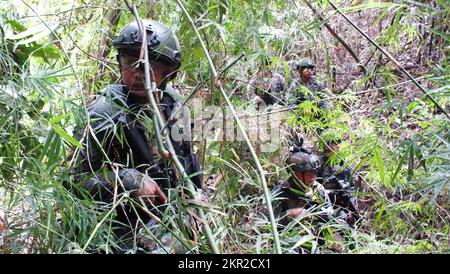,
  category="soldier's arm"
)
[273,73,285,92]
[70,120,138,201]
[286,207,305,219]
[247,80,267,107]
[334,170,359,218]
[71,168,150,202]
[69,94,165,204]
[71,129,167,205]
[247,79,259,100]
[285,81,299,106]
